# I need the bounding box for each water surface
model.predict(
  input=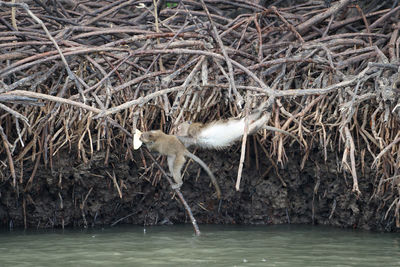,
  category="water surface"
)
[0,224,399,266]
